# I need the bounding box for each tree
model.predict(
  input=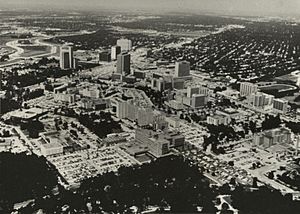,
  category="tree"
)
[249,120,257,133]
[229,177,236,186]
[220,203,233,214]
[262,114,281,131]
[252,177,258,188]
[268,171,275,180]
[228,161,234,167]
[179,114,184,119]
[0,153,58,213]
[2,130,11,137]
[70,129,78,138]
[62,122,68,130]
